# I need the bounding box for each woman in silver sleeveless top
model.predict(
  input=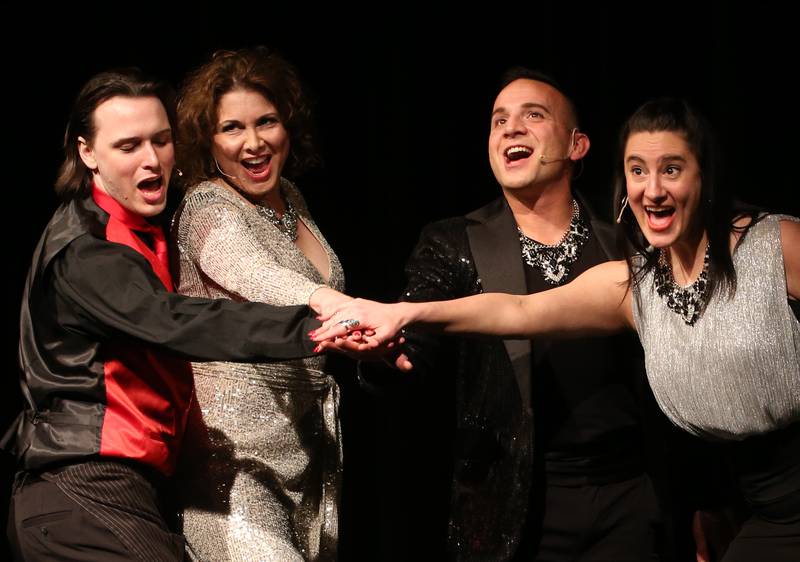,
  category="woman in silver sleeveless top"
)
[172,48,348,562]
[316,99,799,560]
